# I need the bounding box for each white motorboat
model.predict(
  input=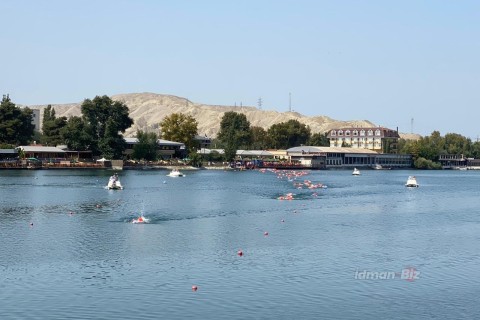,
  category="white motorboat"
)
[405,176,419,187]
[132,215,150,224]
[106,174,123,190]
[167,169,185,177]
[352,168,361,175]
